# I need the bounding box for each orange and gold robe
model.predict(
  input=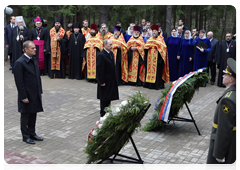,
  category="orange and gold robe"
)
[83,35,103,79]
[110,34,128,83]
[144,35,170,84]
[50,26,66,71]
[65,31,72,74]
[126,35,145,83]
[81,27,91,38]
[96,32,112,41]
